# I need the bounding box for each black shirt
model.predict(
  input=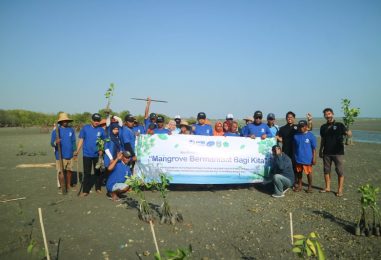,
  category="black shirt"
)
[320,121,347,155]
[277,124,299,159]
